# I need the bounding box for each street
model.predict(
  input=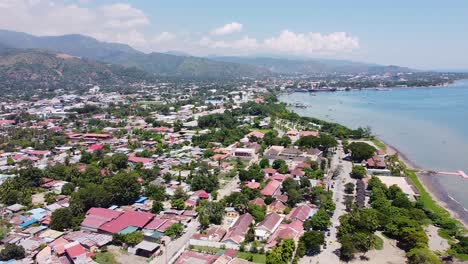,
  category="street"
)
[300,141,355,264]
